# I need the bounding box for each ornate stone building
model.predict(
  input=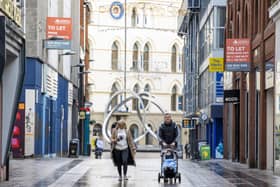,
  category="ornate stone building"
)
[87,0,185,148]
